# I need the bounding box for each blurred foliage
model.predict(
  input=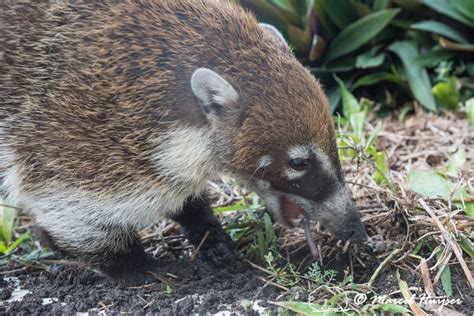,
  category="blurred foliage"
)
[237,0,474,113]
